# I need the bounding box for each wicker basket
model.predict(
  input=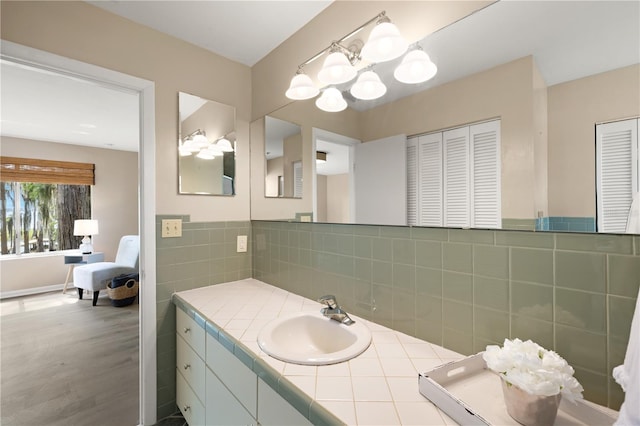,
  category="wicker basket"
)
[107,274,139,307]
